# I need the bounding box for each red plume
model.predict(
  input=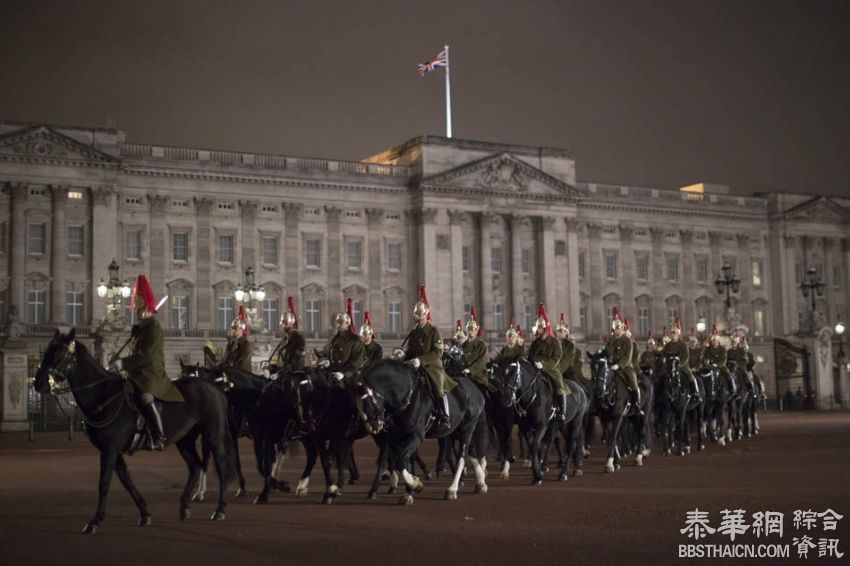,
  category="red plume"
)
[559,313,566,326]
[624,318,631,332]
[287,296,299,328]
[237,305,249,336]
[537,303,554,337]
[131,274,157,313]
[455,319,463,332]
[417,284,431,321]
[346,297,357,334]
[711,323,718,336]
